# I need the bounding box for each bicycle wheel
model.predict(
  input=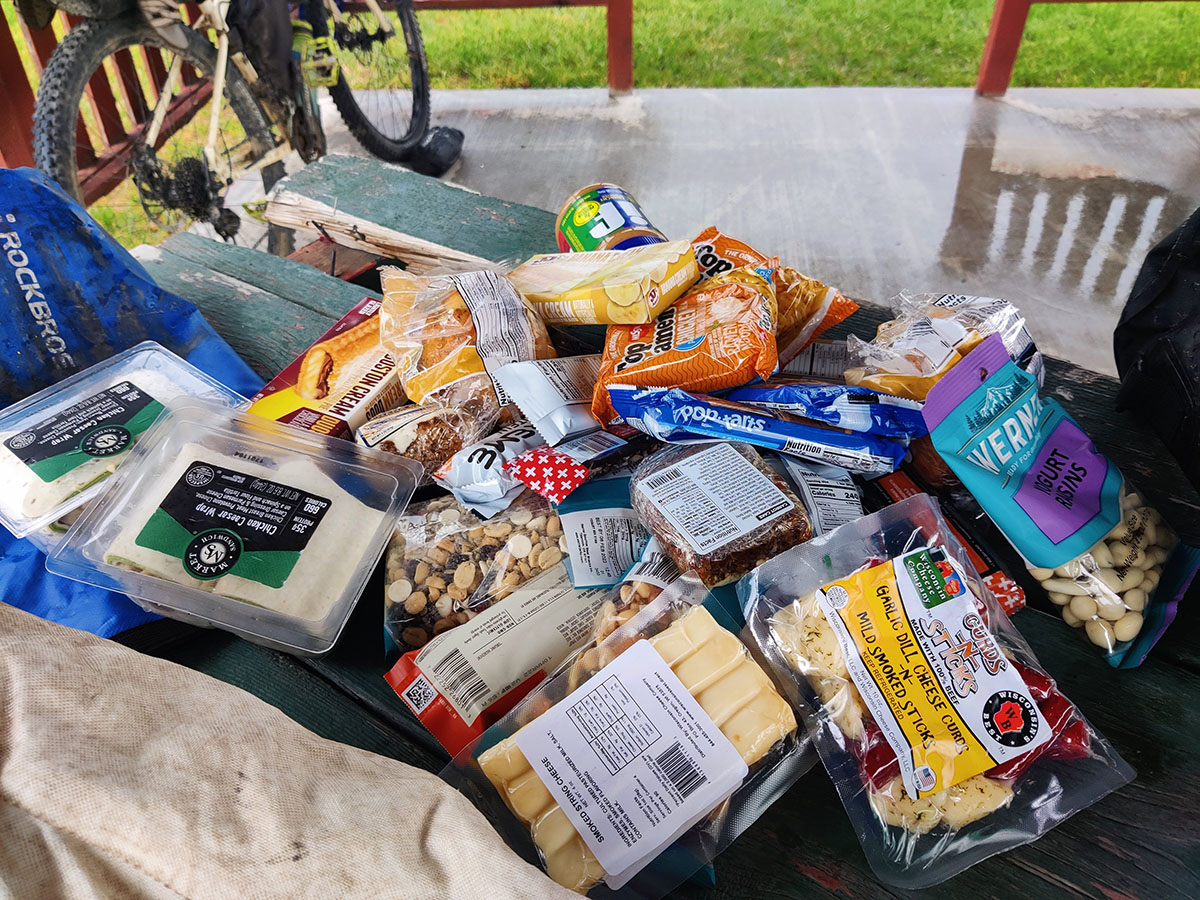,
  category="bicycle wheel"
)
[306,0,430,161]
[33,15,277,242]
